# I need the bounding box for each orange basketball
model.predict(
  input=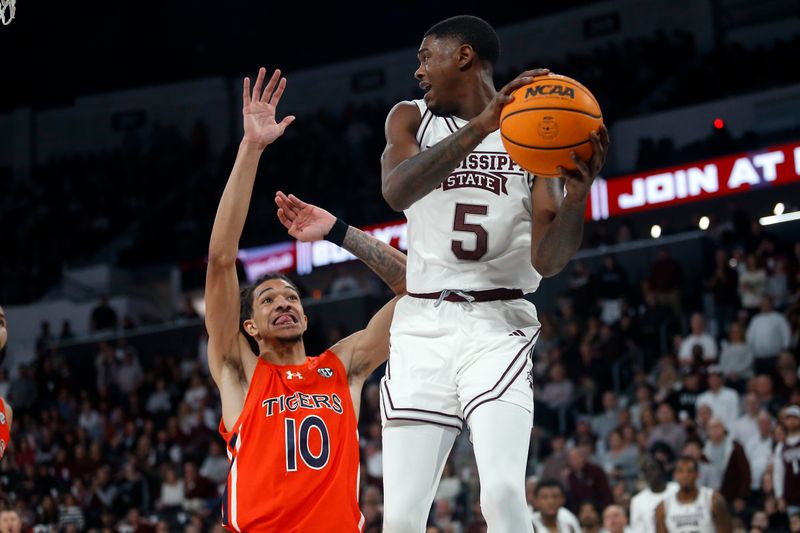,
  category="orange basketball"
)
[500,74,603,177]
